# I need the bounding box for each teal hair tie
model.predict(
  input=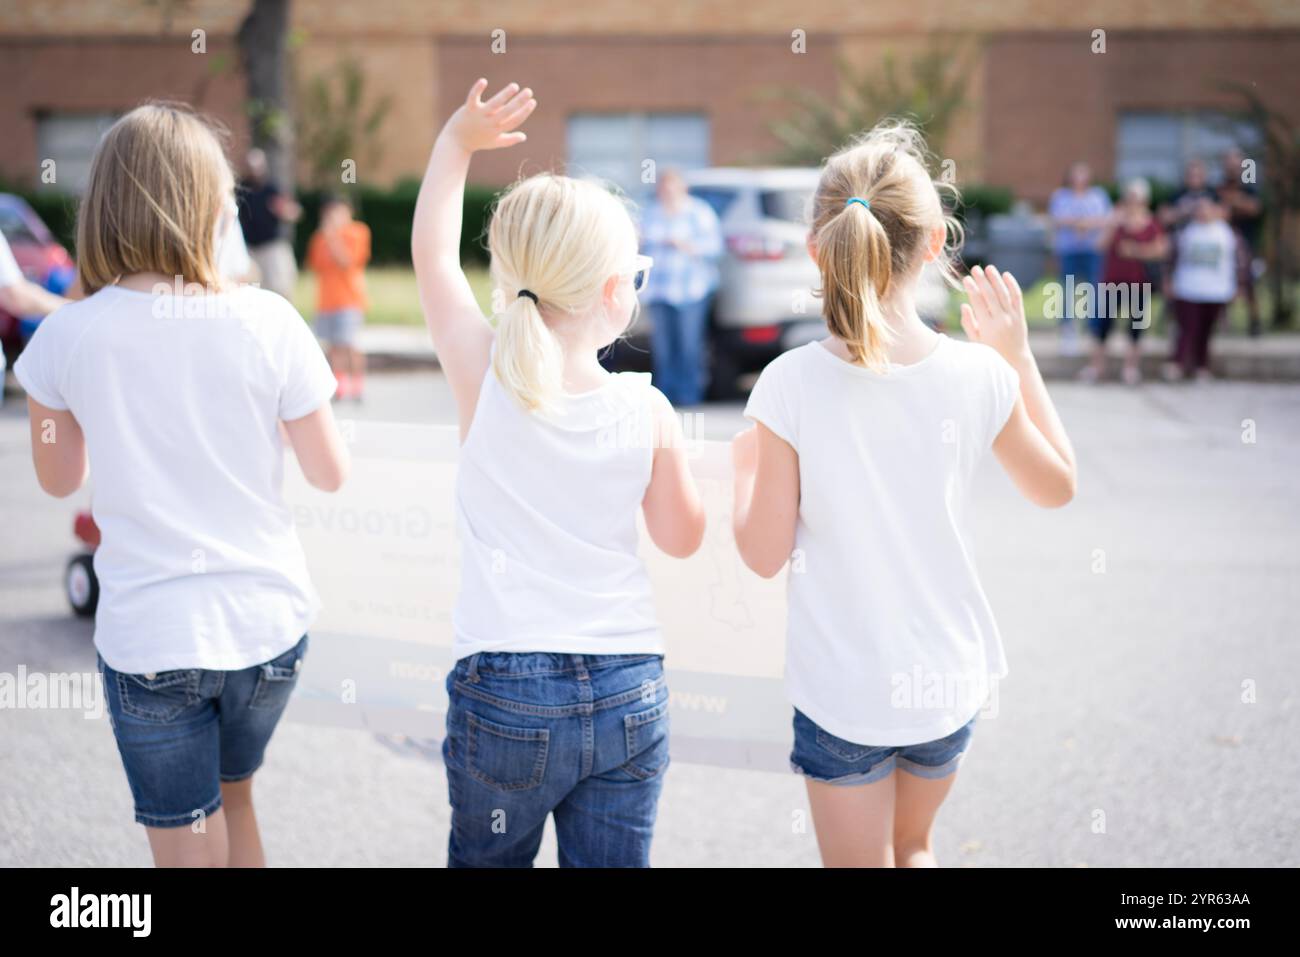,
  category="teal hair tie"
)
[846,197,871,211]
